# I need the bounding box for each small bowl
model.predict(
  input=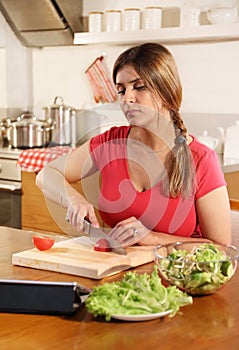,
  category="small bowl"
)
[154,241,238,296]
[207,6,238,24]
